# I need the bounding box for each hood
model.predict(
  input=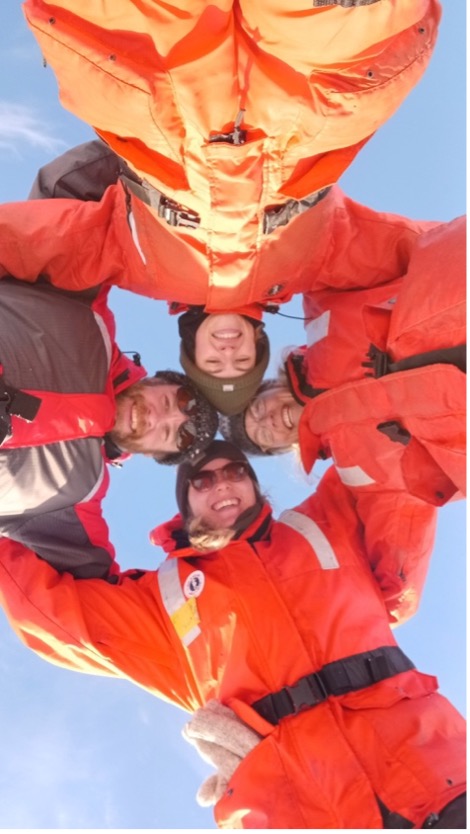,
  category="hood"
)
[297,401,331,474]
[284,347,326,405]
[150,501,273,558]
